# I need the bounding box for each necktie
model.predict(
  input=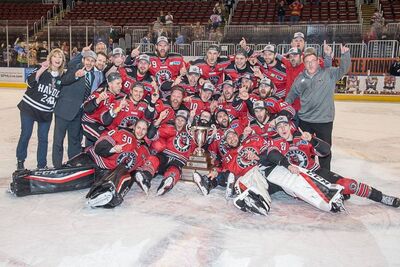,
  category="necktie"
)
[84,71,91,100]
